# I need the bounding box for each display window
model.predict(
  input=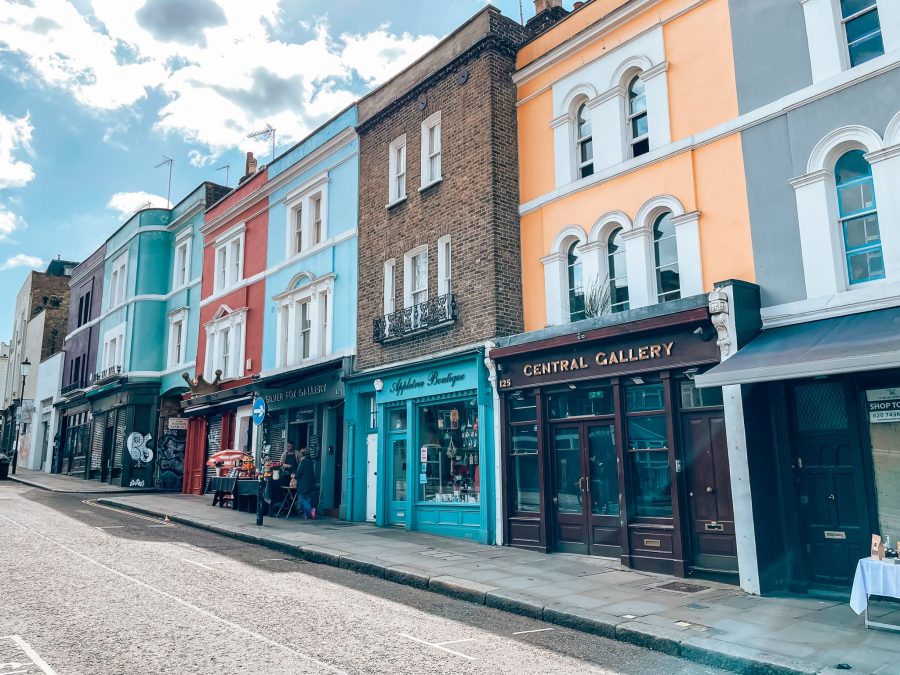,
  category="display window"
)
[625,382,672,518]
[508,395,539,512]
[866,386,900,541]
[418,399,479,504]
